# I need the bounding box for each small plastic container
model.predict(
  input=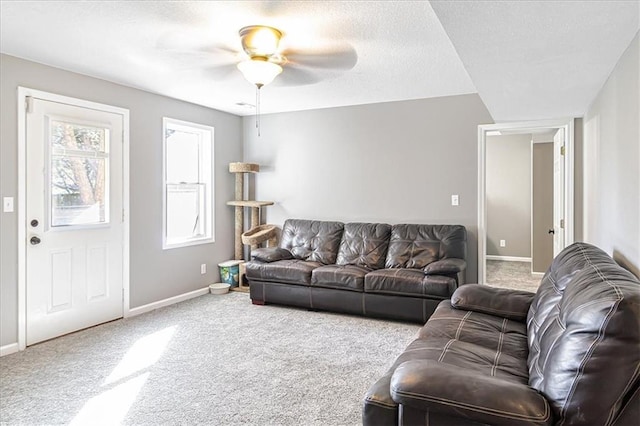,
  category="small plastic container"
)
[218,260,244,287]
